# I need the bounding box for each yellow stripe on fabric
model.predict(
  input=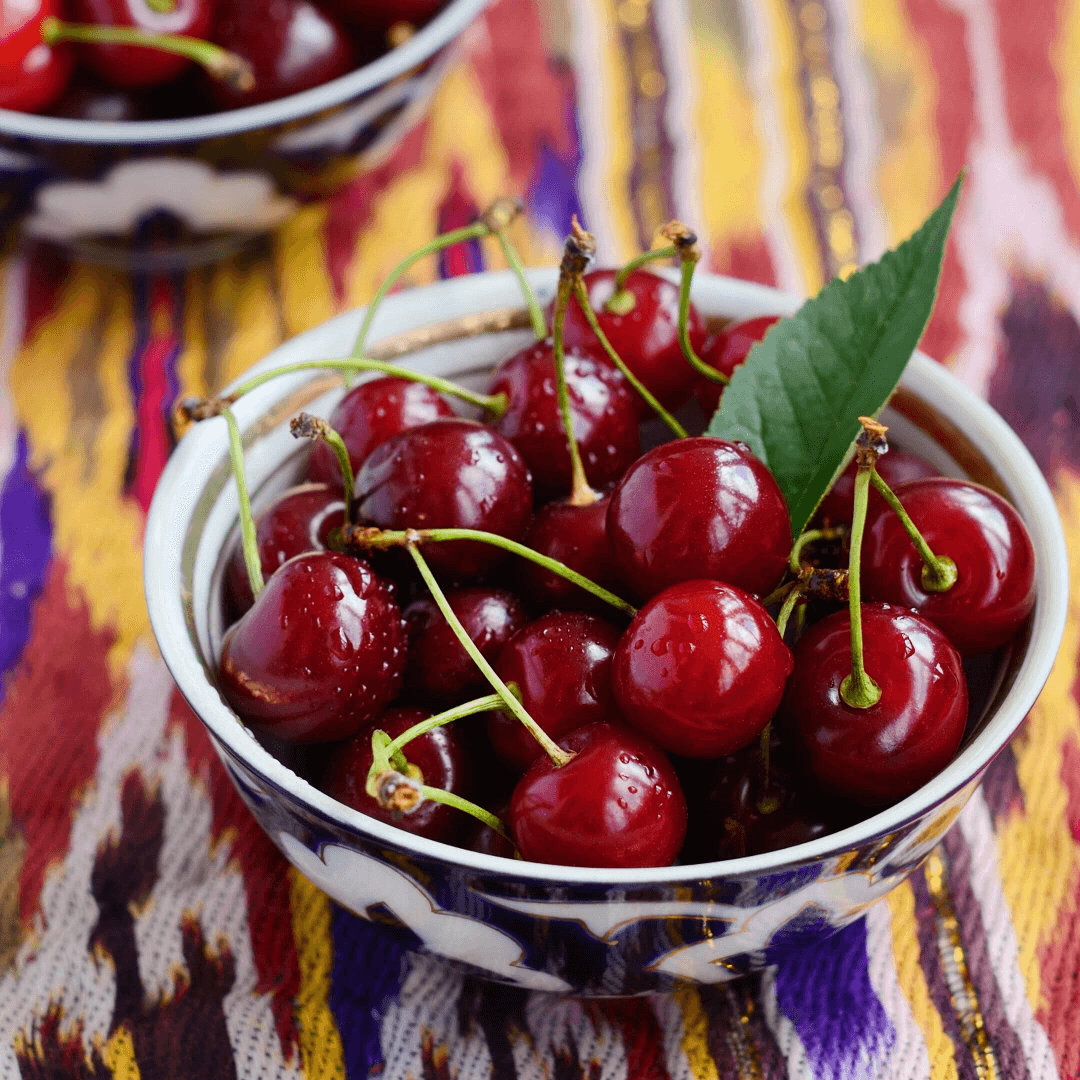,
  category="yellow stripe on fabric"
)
[1053,0,1080,194]
[995,471,1080,1014]
[101,1025,141,1080]
[855,0,942,245]
[886,883,959,1080]
[276,202,337,338]
[673,985,720,1080]
[10,266,143,677]
[289,867,347,1080]
[211,257,287,390]
[757,0,823,294]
